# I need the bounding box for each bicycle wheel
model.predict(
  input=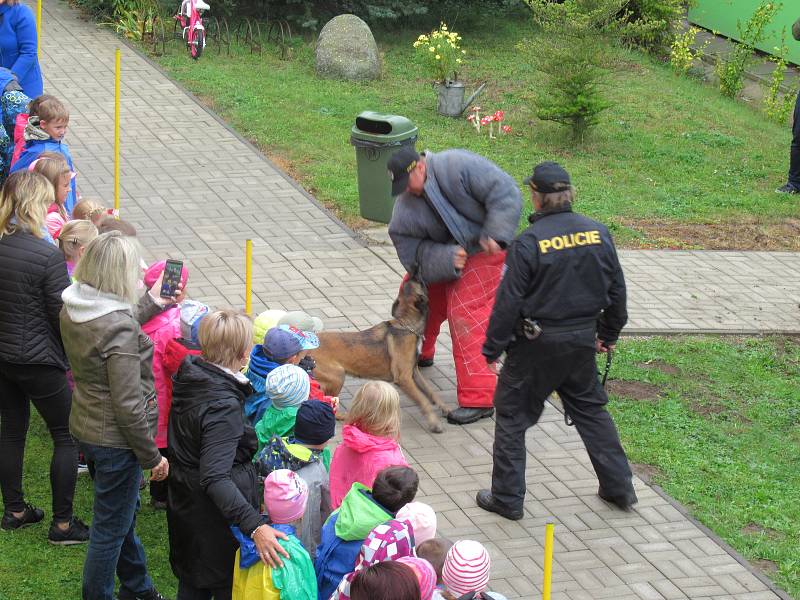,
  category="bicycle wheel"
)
[191,28,204,60]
